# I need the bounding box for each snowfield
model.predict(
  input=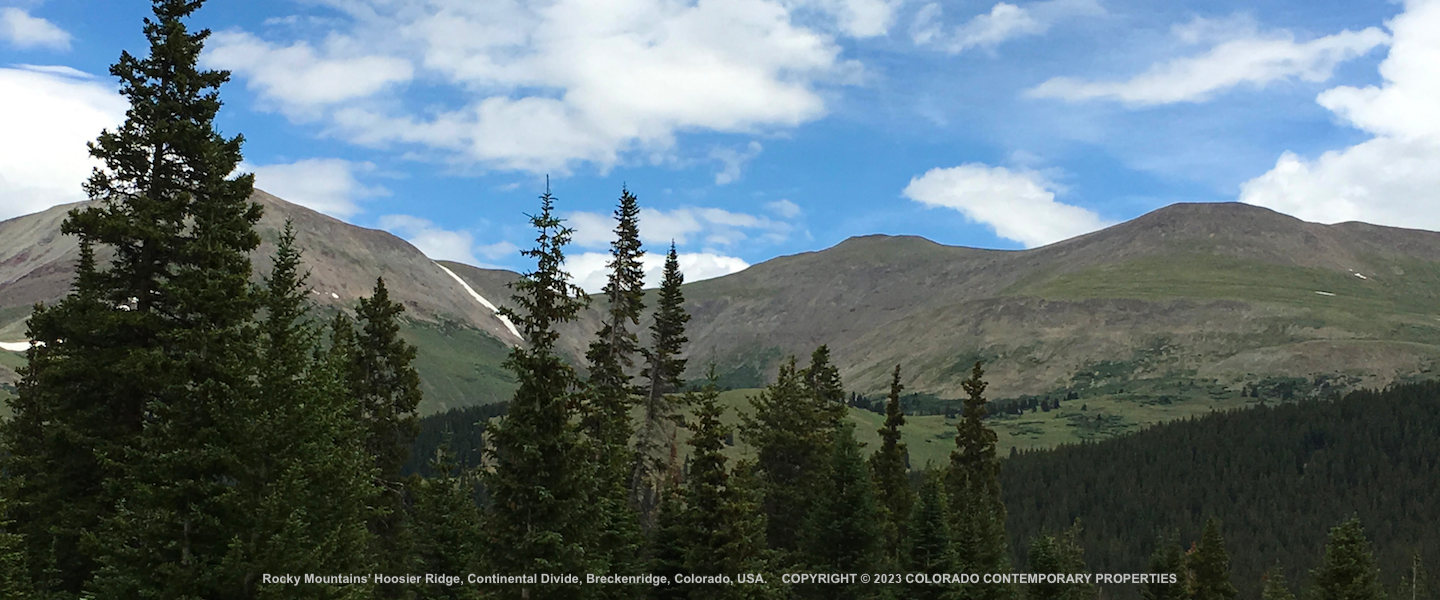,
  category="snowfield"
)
[435,264,522,341]
[1,341,32,352]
